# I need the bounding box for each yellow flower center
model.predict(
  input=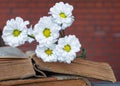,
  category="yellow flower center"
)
[63,44,71,52]
[43,28,51,38]
[13,29,21,37]
[45,48,53,56]
[59,12,67,18]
